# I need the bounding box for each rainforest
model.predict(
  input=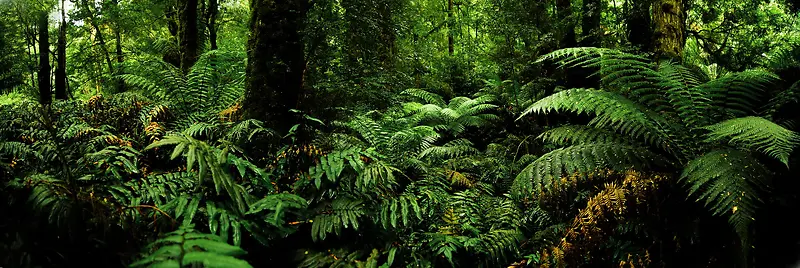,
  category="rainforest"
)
[1,0,800,267]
